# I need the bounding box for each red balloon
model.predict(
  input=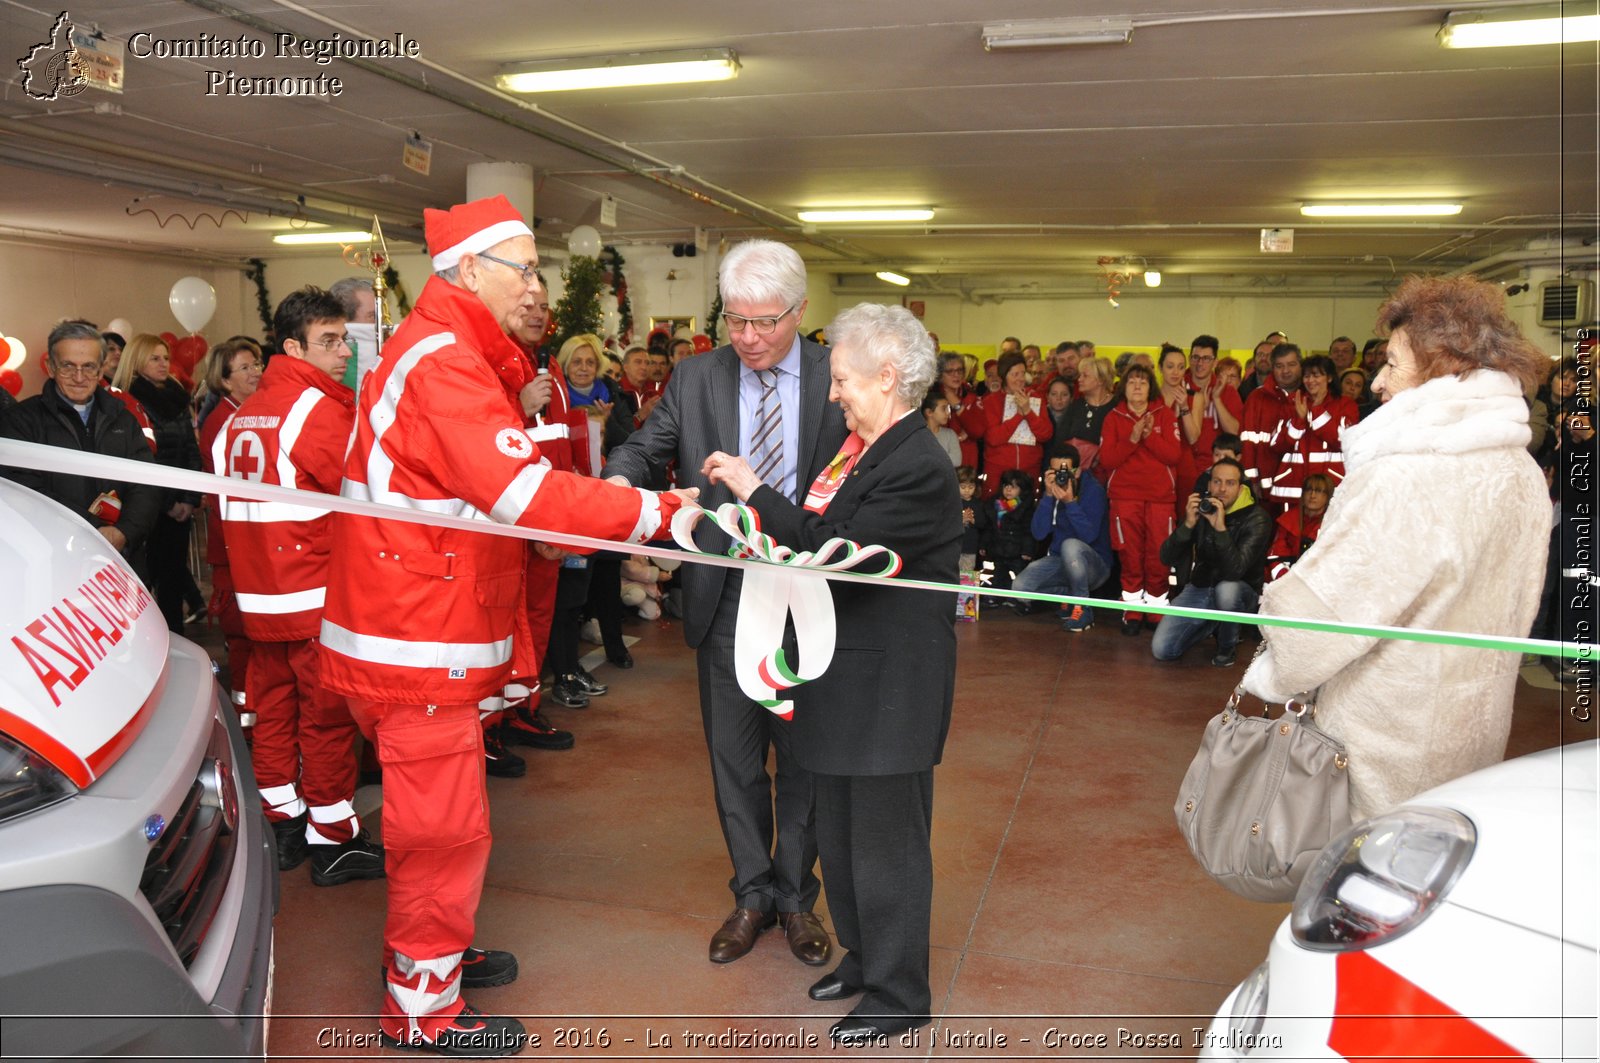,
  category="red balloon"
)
[174,334,207,371]
[160,331,179,351]
[692,333,713,353]
[0,369,21,396]
[0,337,10,364]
